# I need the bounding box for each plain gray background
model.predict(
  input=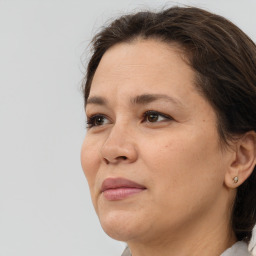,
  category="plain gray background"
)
[0,0,255,255]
